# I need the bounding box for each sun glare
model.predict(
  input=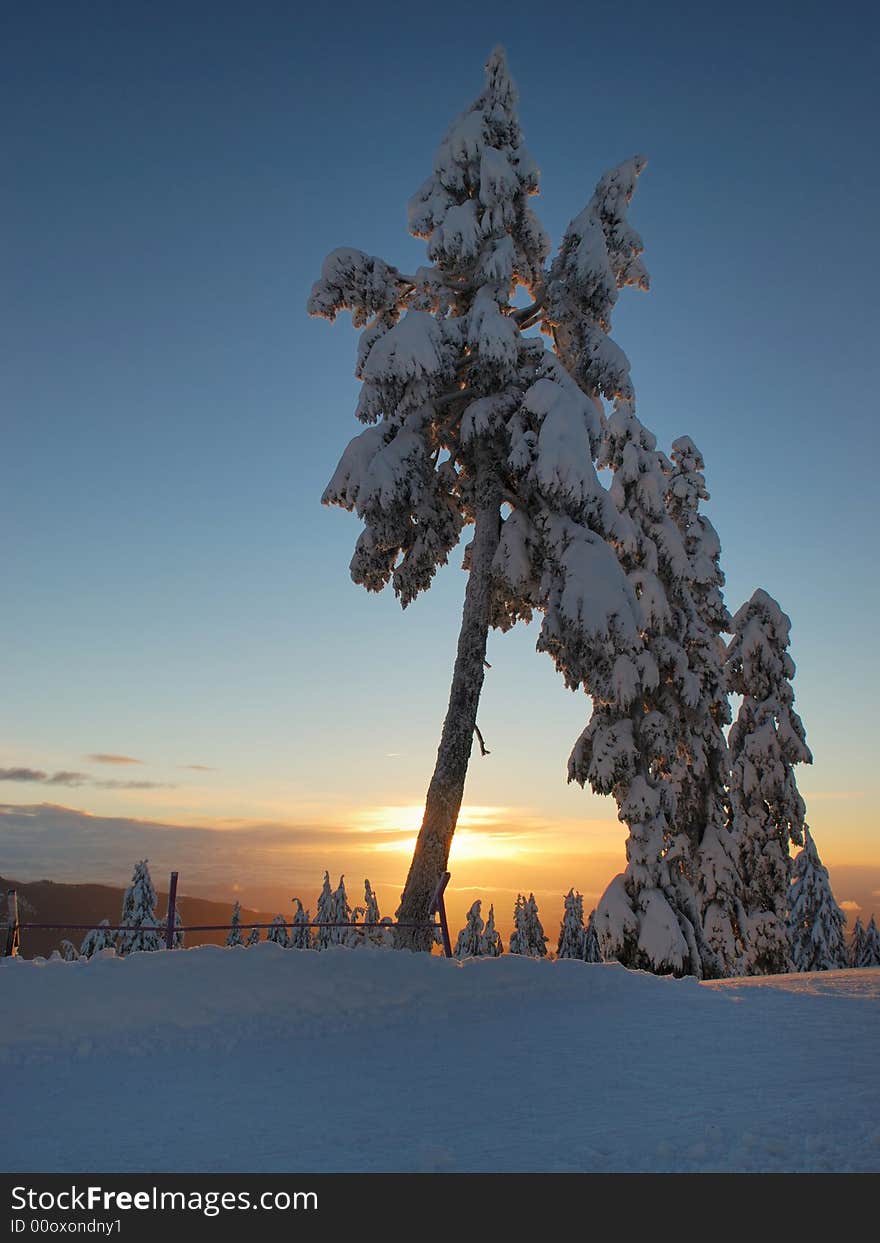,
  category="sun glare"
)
[355,803,533,862]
